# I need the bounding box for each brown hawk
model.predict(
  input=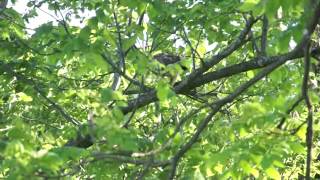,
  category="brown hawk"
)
[153,53,187,70]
